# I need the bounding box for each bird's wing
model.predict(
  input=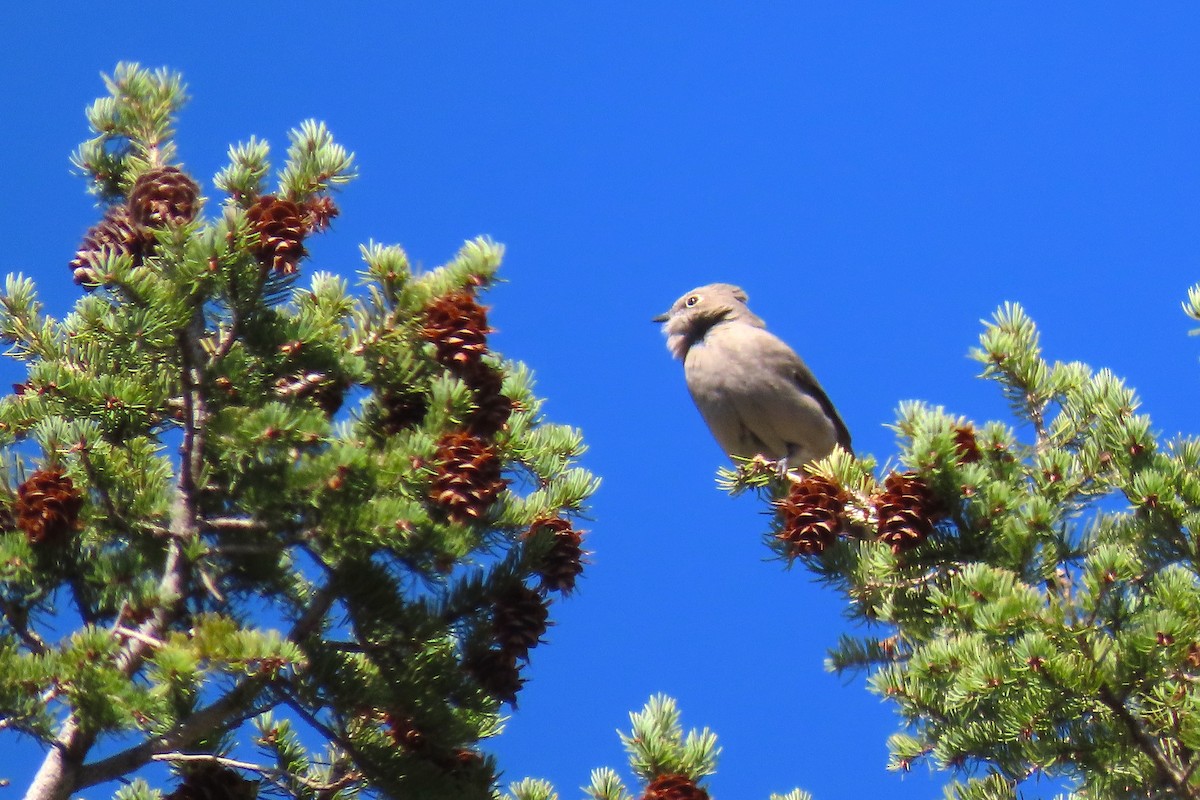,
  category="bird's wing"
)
[790,362,852,454]
[752,331,853,455]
